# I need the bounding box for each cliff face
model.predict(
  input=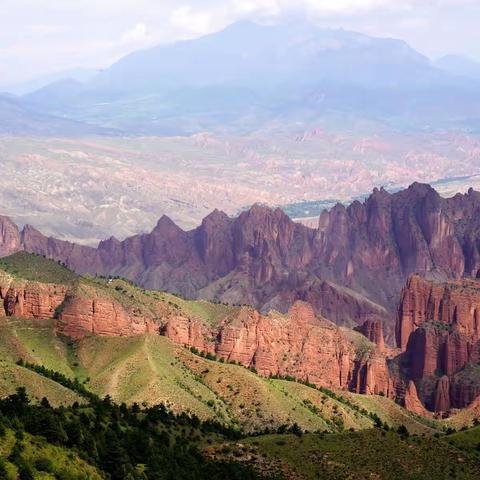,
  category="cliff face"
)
[0,283,66,320]
[396,275,480,412]
[4,182,480,334]
[214,302,356,390]
[161,301,390,394]
[0,216,21,258]
[354,319,385,351]
[57,293,158,339]
[0,276,161,340]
